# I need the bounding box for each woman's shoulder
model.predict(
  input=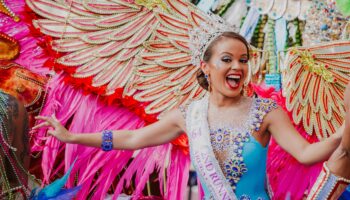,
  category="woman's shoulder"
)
[251,97,279,121]
[178,98,206,117]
